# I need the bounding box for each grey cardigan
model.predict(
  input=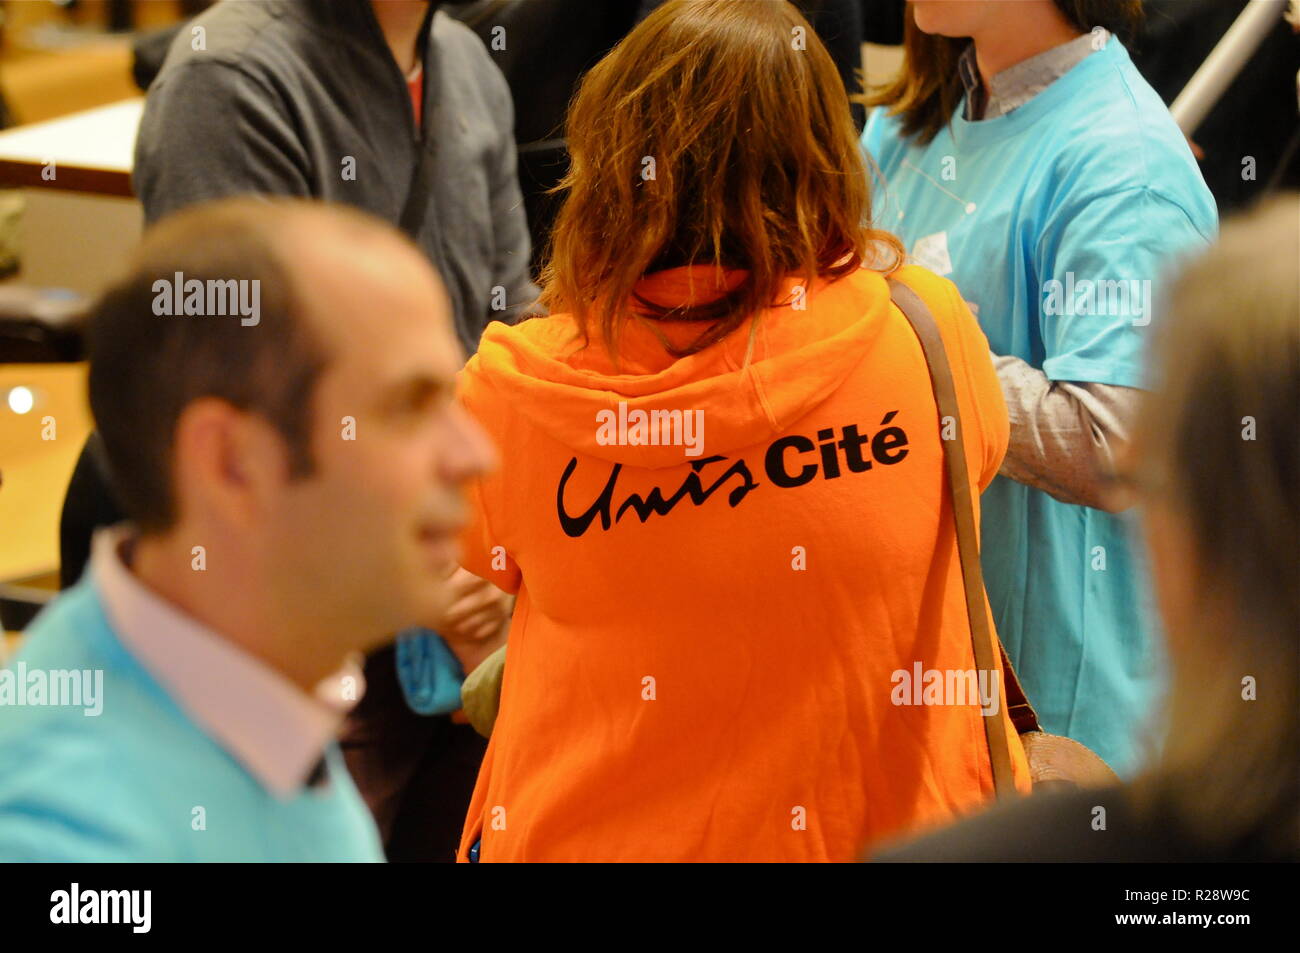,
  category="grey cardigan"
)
[134,0,538,353]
